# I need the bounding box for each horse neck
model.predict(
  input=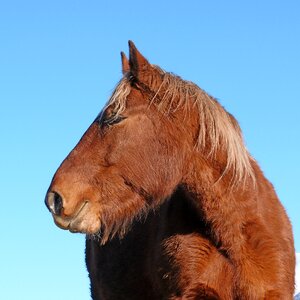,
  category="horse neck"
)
[127,187,210,246]
[182,149,257,209]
